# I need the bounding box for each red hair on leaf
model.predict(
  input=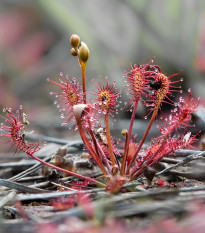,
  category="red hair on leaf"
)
[48,73,83,128]
[0,107,42,155]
